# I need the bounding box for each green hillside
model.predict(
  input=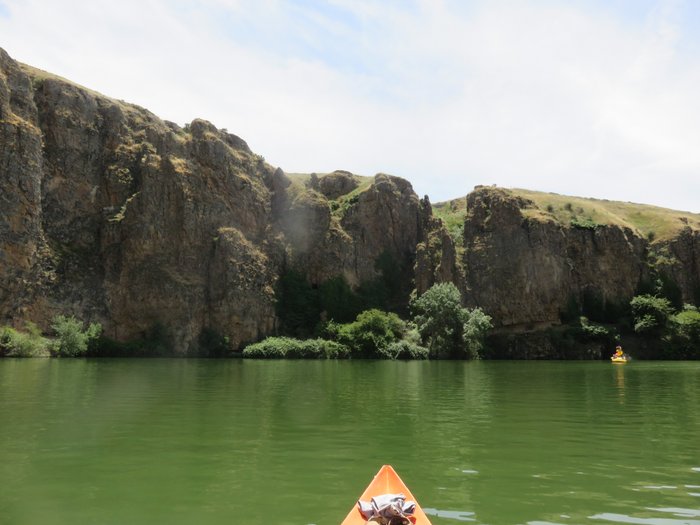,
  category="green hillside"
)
[434,187,700,242]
